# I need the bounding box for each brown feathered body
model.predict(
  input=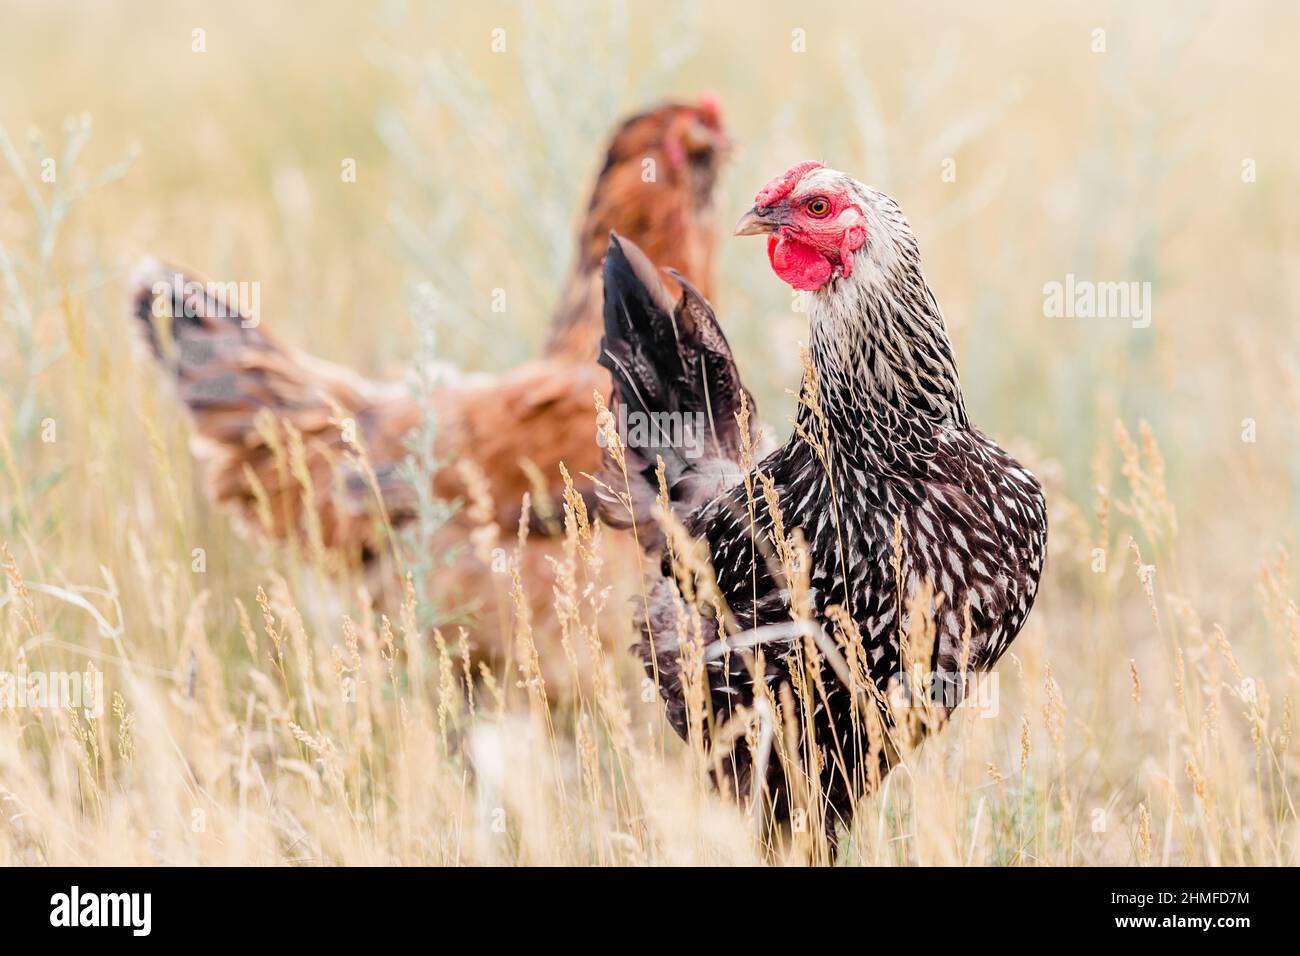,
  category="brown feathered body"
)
[132,100,728,674]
